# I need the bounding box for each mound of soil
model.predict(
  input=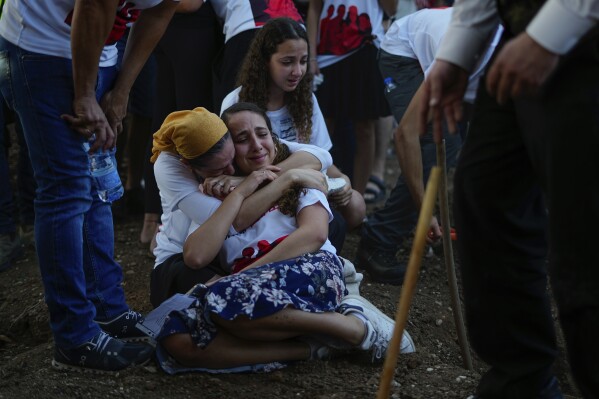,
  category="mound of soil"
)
[0,150,579,399]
